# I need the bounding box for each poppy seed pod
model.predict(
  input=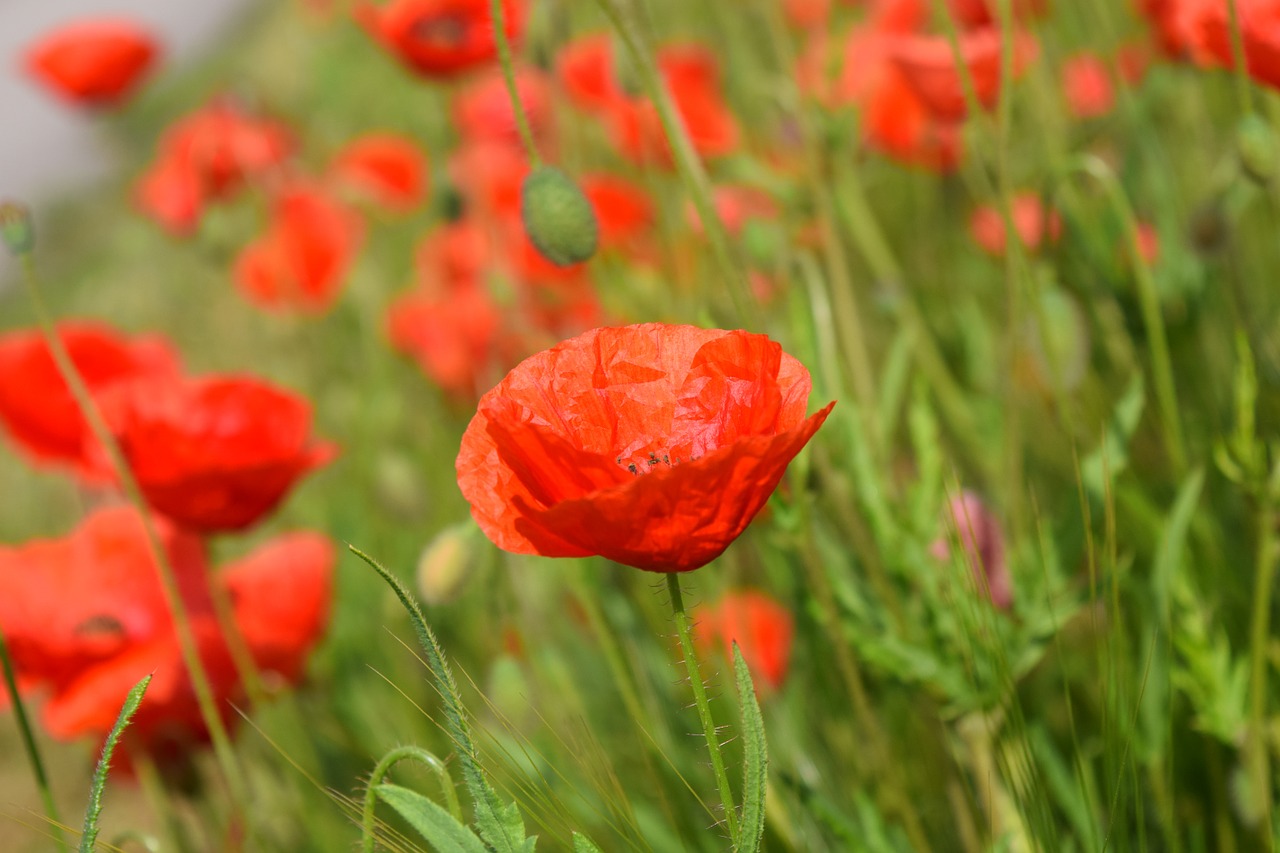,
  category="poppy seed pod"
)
[1237,114,1278,185]
[0,202,34,256]
[520,166,599,267]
